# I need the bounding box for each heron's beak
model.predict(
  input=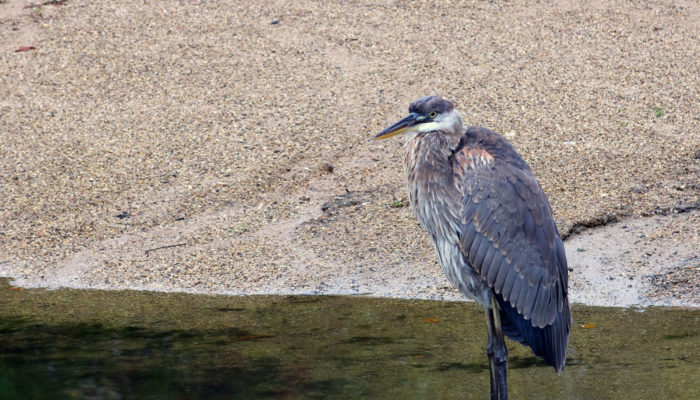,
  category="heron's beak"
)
[375,112,424,140]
